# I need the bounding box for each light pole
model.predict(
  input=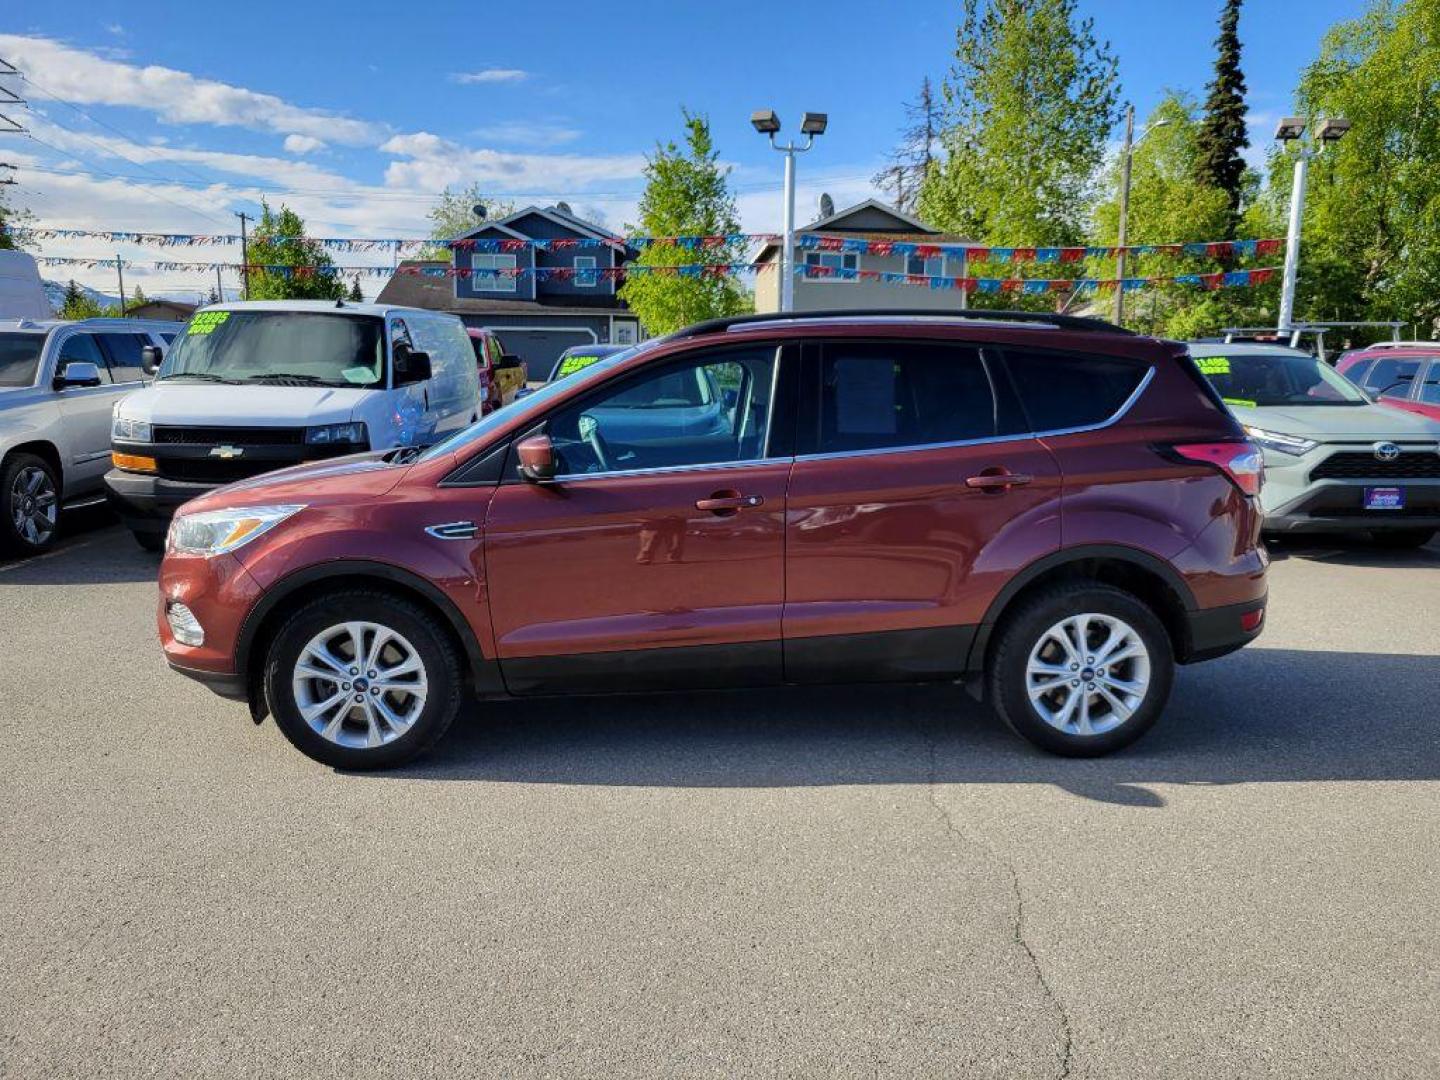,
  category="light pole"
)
[1113,104,1170,326]
[1275,116,1350,331]
[751,109,827,312]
